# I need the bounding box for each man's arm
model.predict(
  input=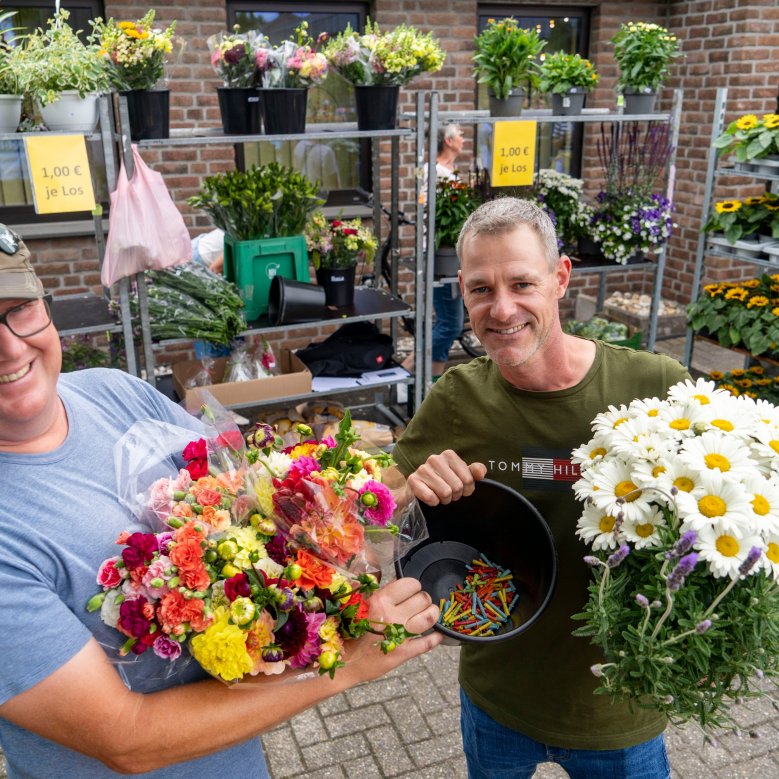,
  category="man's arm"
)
[0,578,441,775]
